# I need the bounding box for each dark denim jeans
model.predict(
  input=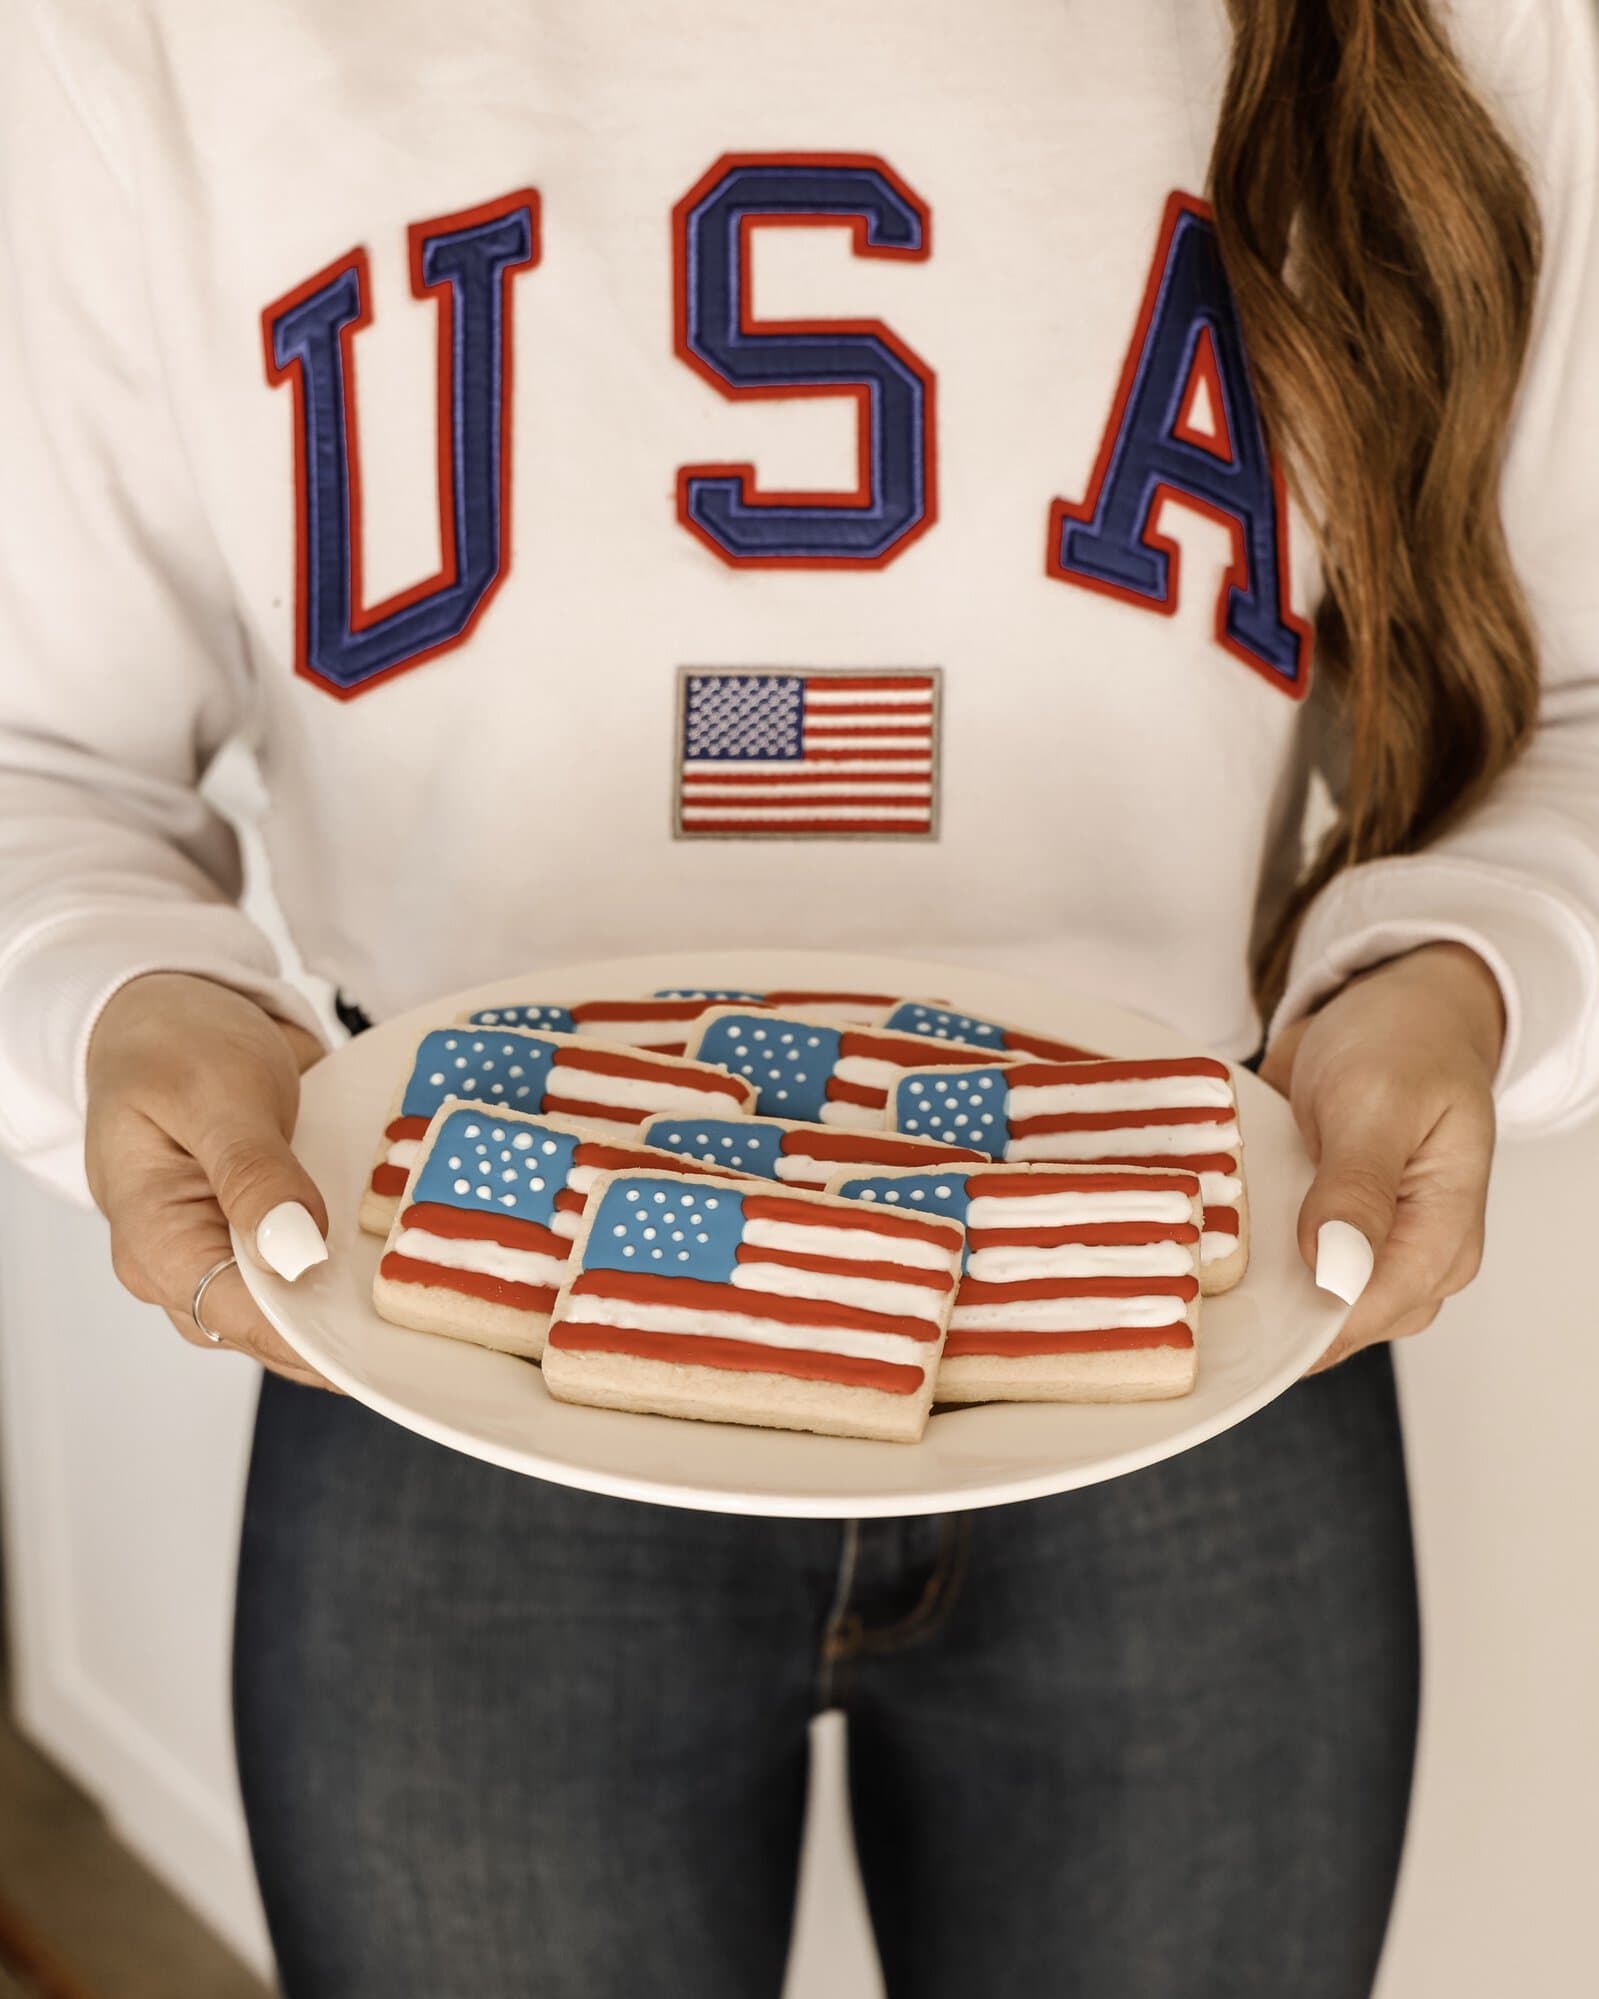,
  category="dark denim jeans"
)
[234,1345,1418,1998]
